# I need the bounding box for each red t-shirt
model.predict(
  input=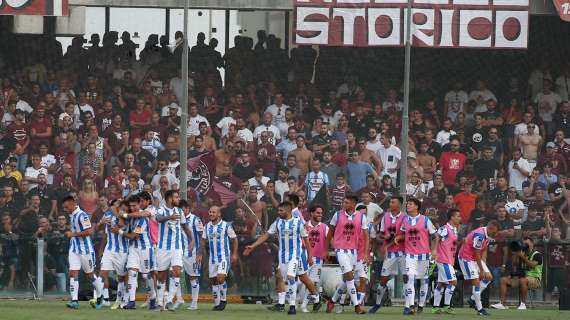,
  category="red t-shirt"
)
[7,122,30,151]
[439,151,467,186]
[453,192,477,222]
[129,109,152,125]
